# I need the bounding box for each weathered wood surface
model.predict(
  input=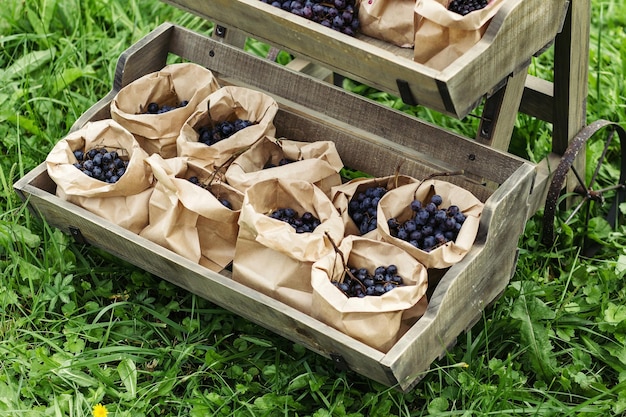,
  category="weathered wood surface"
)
[15,23,538,390]
[161,0,569,118]
[475,63,529,152]
[553,0,590,202]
